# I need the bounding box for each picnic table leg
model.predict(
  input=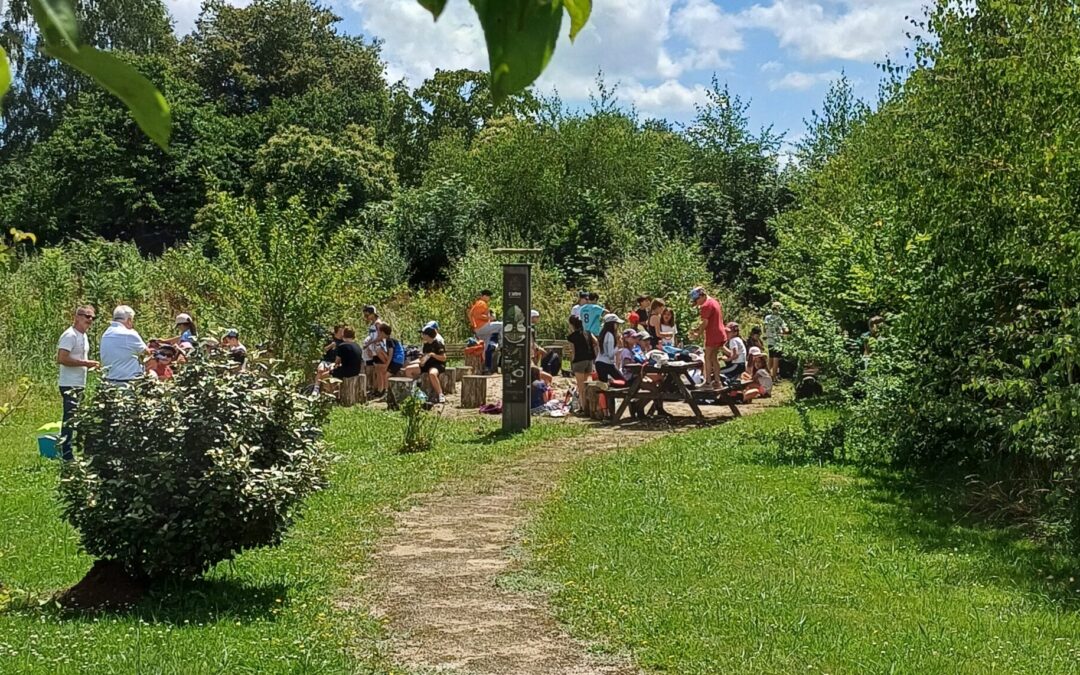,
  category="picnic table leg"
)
[675,377,706,423]
[612,379,641,423]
